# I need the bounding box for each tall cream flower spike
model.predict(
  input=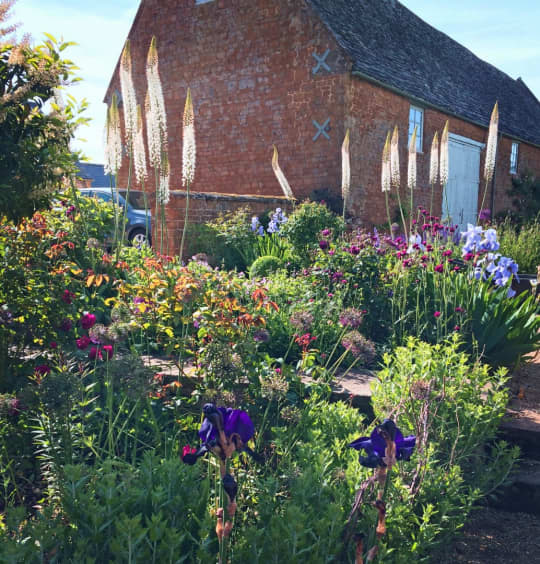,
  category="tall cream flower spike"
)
[158,151,170,205]
[272,145,294,200]
[133,105,148,184]
[381,131,391,193]
[145,36,167,168]
[407,126,417,191]
[429,131,439,186]
[439,121,449,185]
[390,126,400,187]
[104,93,122,176]
[341,129,351,217]
[484,102,499,183]
[119,41,138,146]
[182,88,196,187]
